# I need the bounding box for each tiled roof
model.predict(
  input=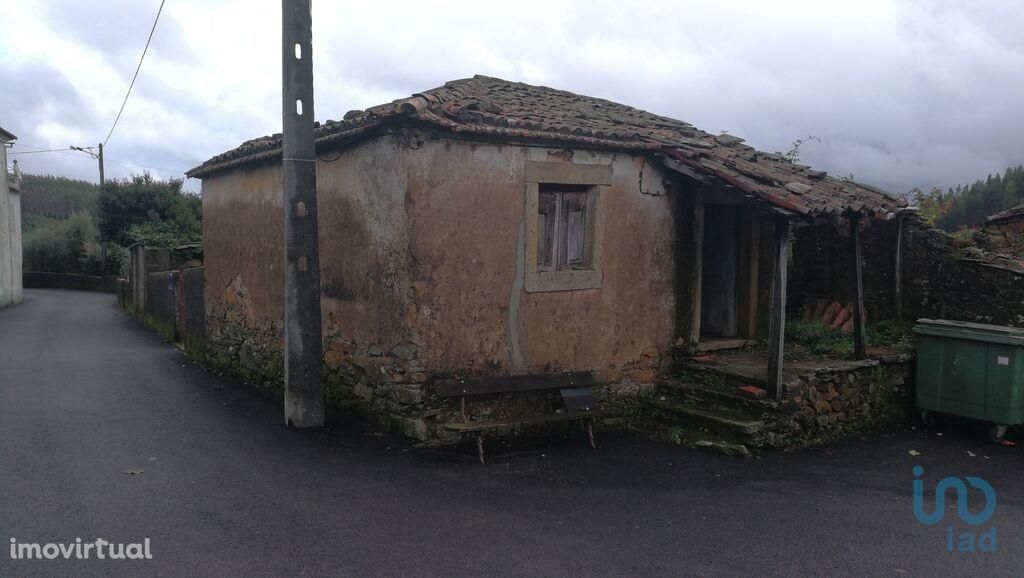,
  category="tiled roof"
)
[986,204,1024,224]
[187,75,904,219]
